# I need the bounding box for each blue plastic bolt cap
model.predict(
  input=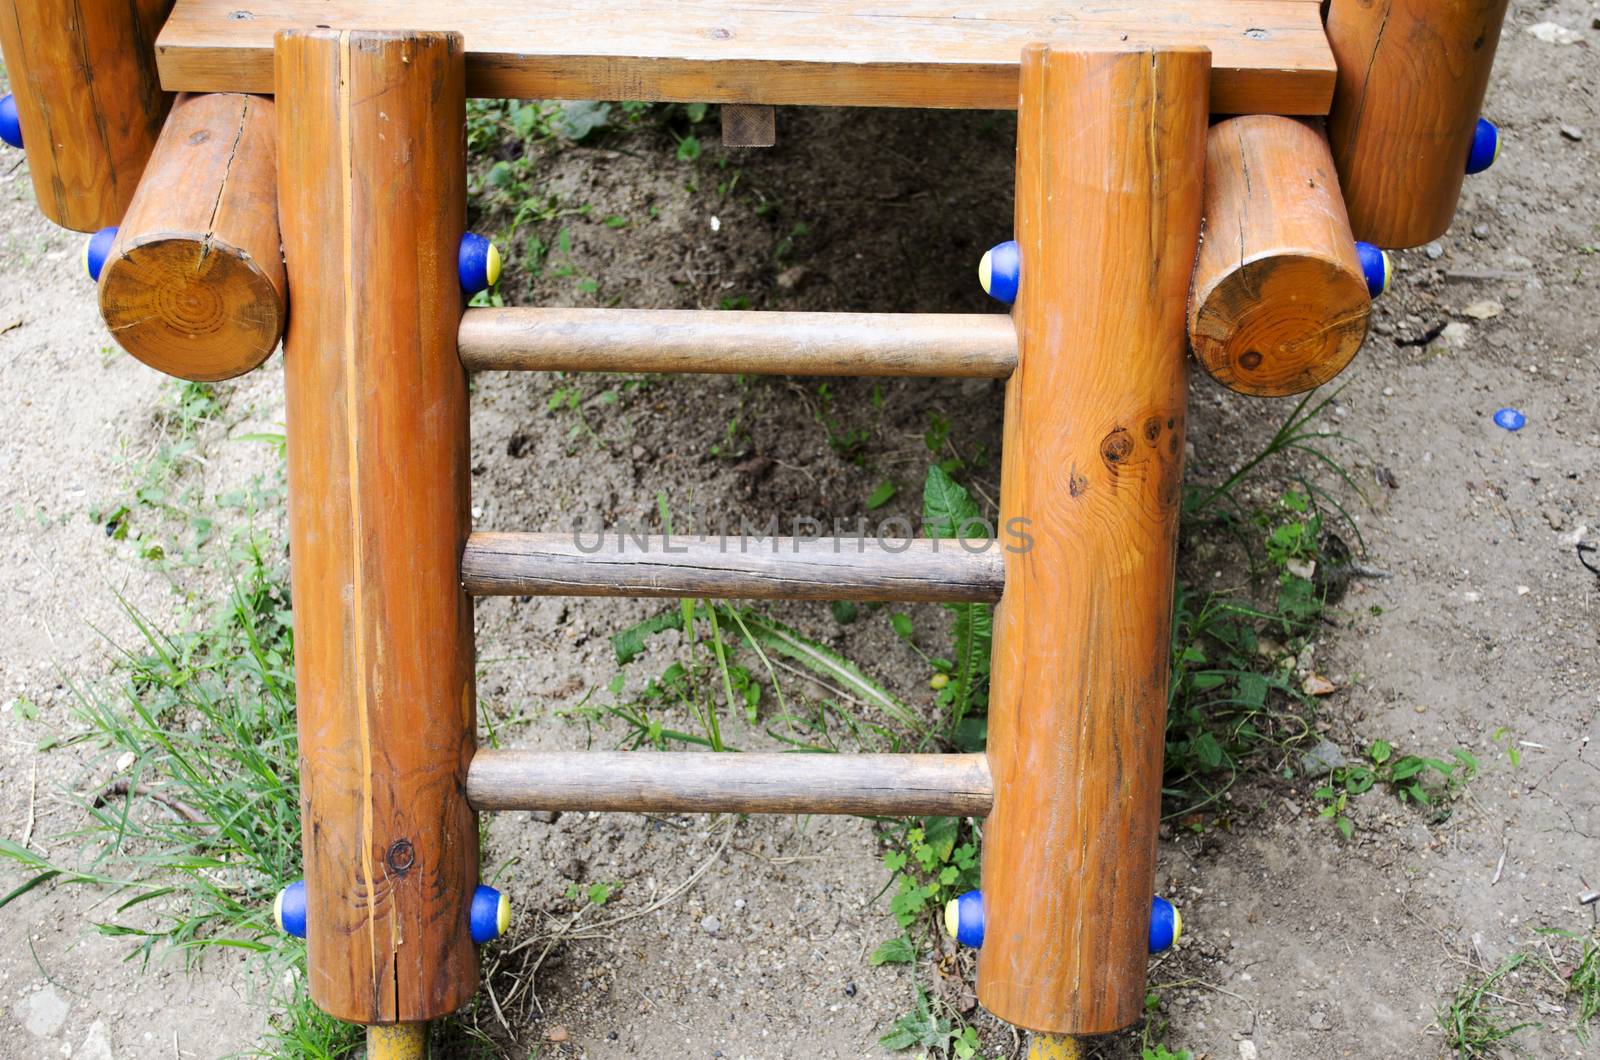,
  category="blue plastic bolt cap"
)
[1493,407,1526,432]
[1466,118,1500,176]
[274,880,308,939]
[978,240,1021,304]
[943,889,985,949]
[84,226,118,282]
[0,94,21,150]
[1149,895,1183,953]
[1355,242,1391,299]
[470,884,510,944]
[458,232,502,295]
